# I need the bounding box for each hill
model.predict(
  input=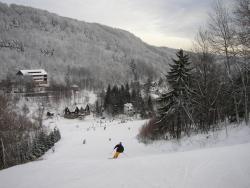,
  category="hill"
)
[0,2,176,87]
